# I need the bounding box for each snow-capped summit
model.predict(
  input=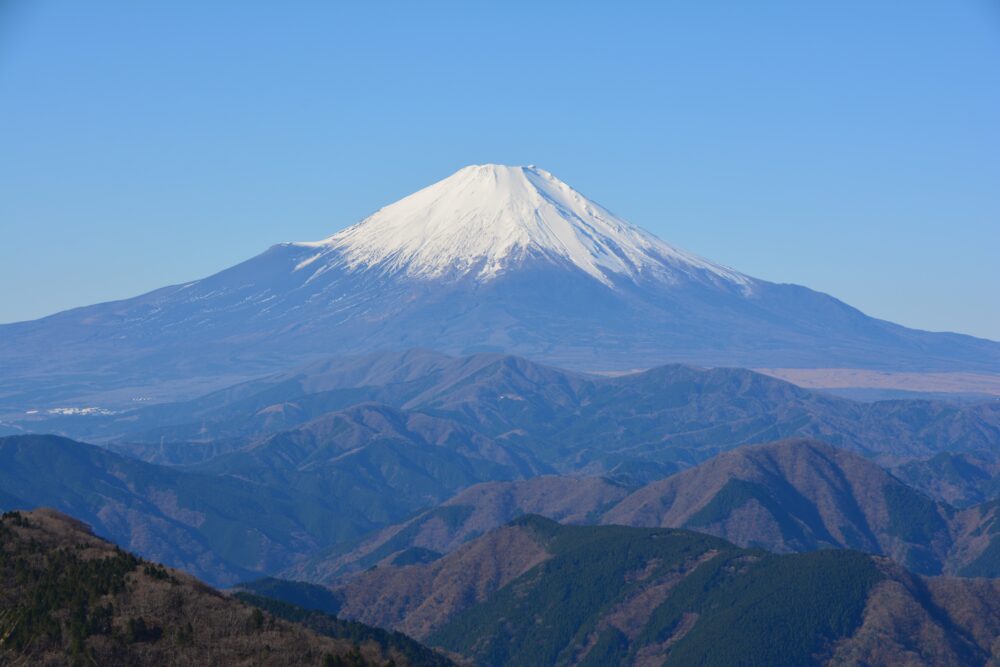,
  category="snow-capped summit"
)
[3,162,997,411]
[296,164,748,288]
